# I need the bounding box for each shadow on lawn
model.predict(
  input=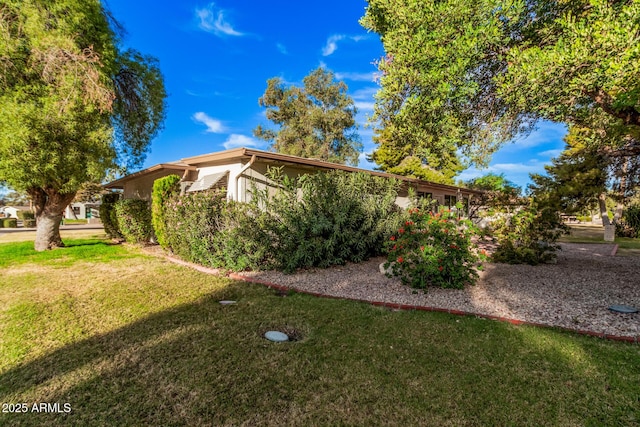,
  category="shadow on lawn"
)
[0,280,638,426]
